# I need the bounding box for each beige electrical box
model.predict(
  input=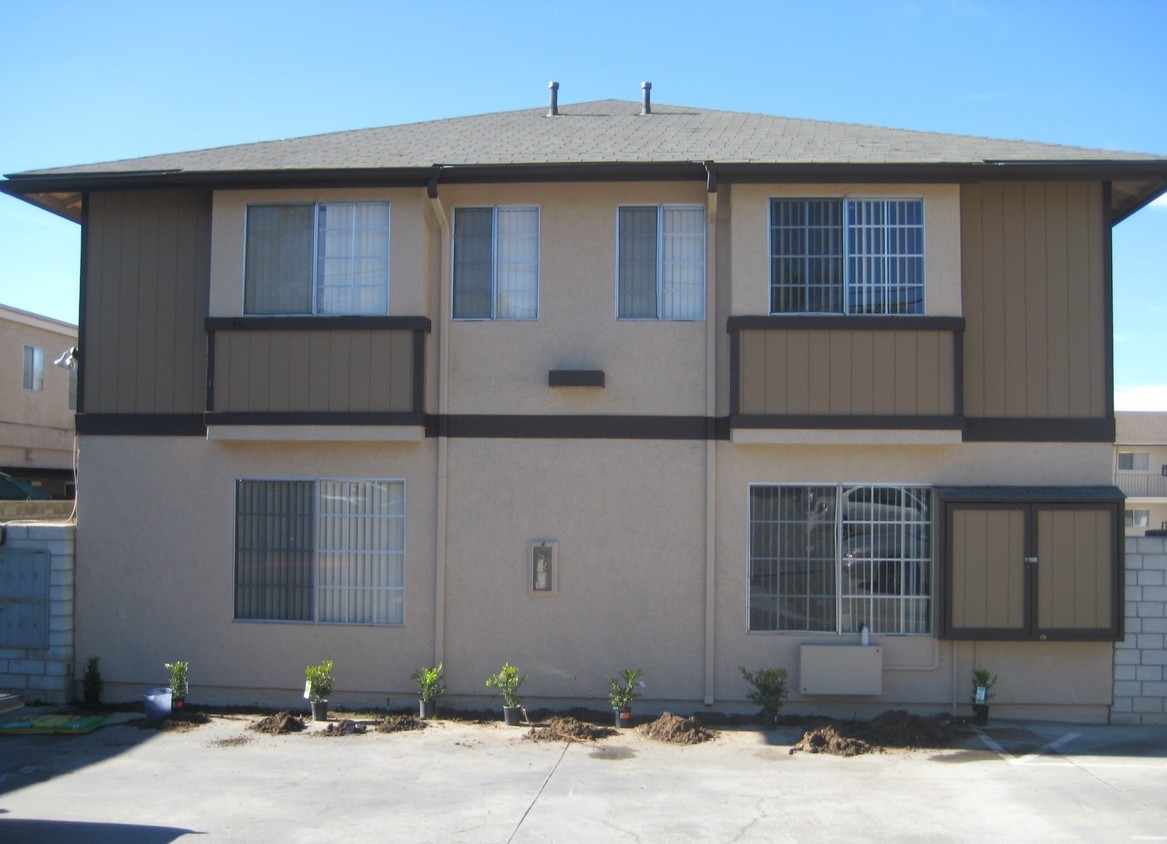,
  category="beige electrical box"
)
[799,644,883,695]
